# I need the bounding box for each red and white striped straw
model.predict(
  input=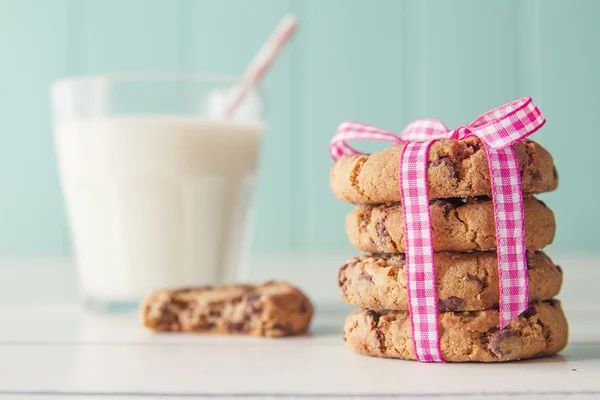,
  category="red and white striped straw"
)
[221,14,298,118]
